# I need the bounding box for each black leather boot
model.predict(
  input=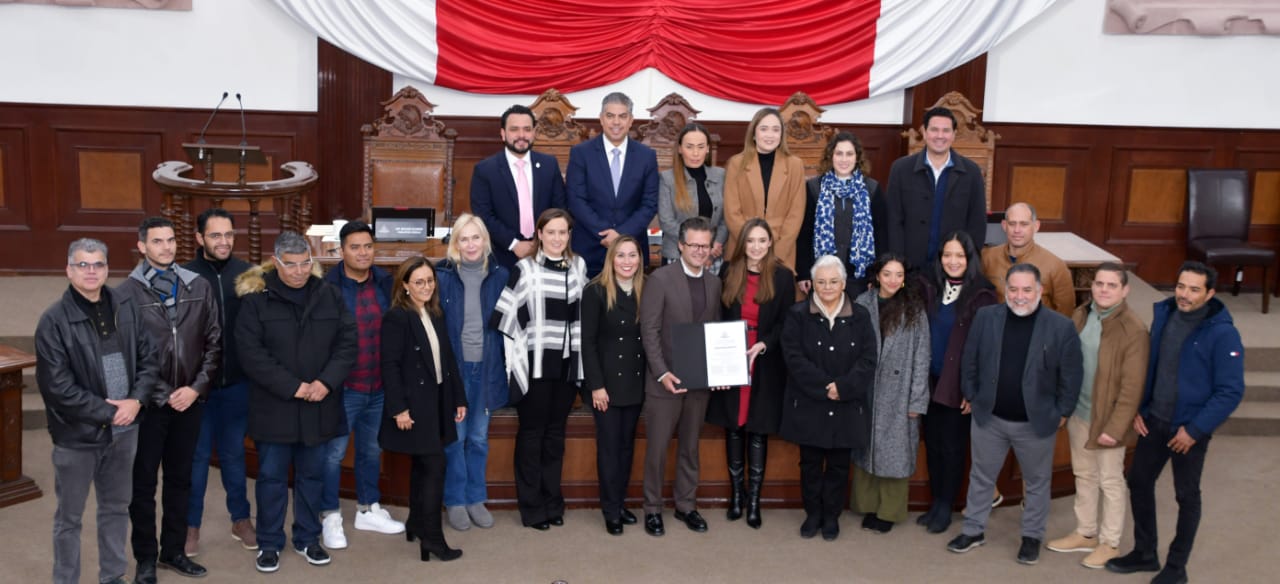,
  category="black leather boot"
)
[725,427,745,521]
[745,432,768,529]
